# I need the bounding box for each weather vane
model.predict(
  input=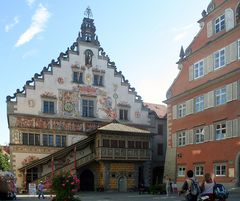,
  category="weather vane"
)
[84,6,93,19]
